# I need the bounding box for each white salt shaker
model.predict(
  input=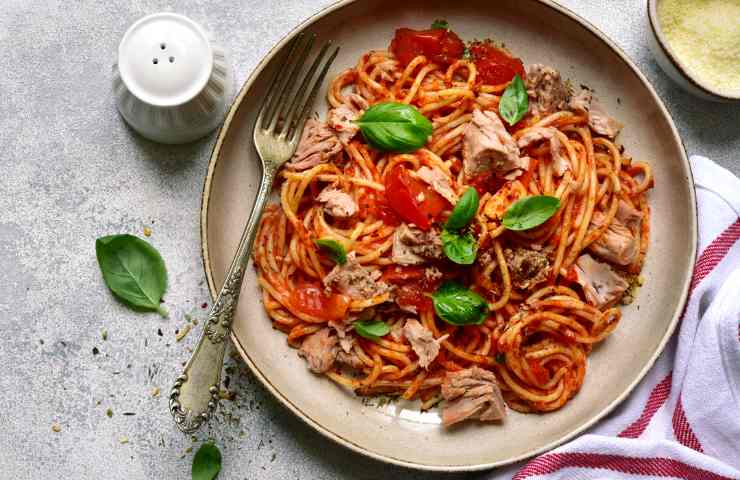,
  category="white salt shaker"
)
[113,13,234,144]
